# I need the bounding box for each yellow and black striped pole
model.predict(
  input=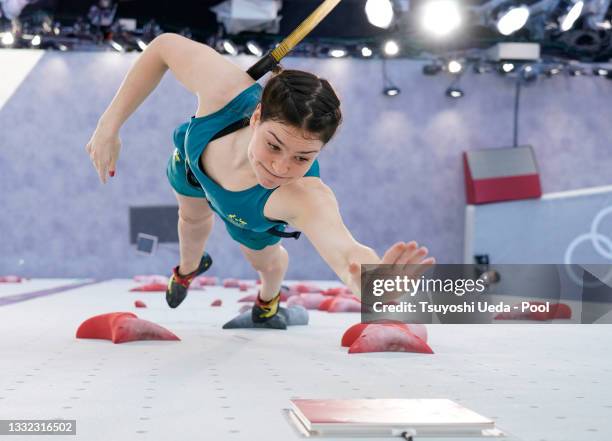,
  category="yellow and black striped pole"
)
[247,0,342,80]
